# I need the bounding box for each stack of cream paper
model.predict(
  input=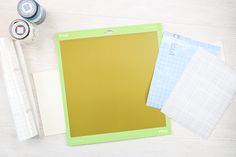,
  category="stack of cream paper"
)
[32,70,66,136]
[161,48,236,137]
